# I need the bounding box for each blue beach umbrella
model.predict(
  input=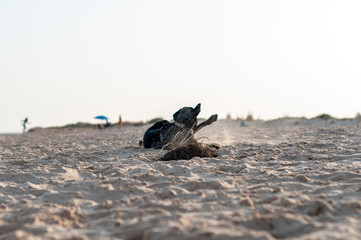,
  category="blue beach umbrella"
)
[94,115,109,120]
